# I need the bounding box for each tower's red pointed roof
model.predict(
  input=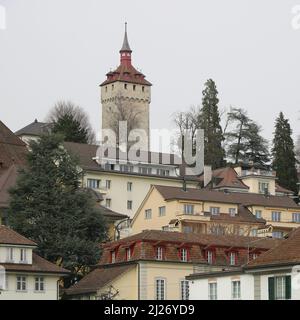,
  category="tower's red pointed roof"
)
[100,24,152,87]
